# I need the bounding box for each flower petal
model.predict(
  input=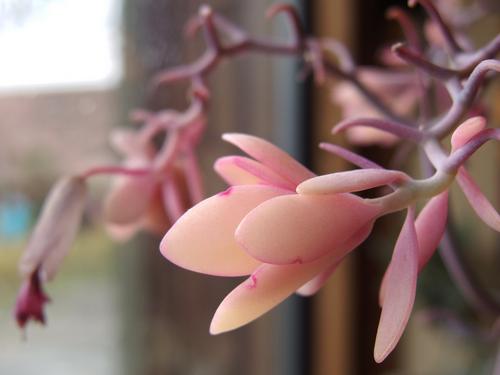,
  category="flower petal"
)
[457,167,500,232]
[236,193,381,265]
[415,191,449,268]
[105,186,171,241]
[14,270,50,328]
[296,169,408,195]
[214,156,294,189]
[222,133,314,185]
[374,208,418,363]
[295,261,340,297]
[214,156,261,186]
[210,260,331,334]
[143,186,171,234]
[210,223,373,334]
[450,116,486,151]
[19,177,87,281]
[161,185,289,276]
[104,173,156,225]
[379,191,448,306]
